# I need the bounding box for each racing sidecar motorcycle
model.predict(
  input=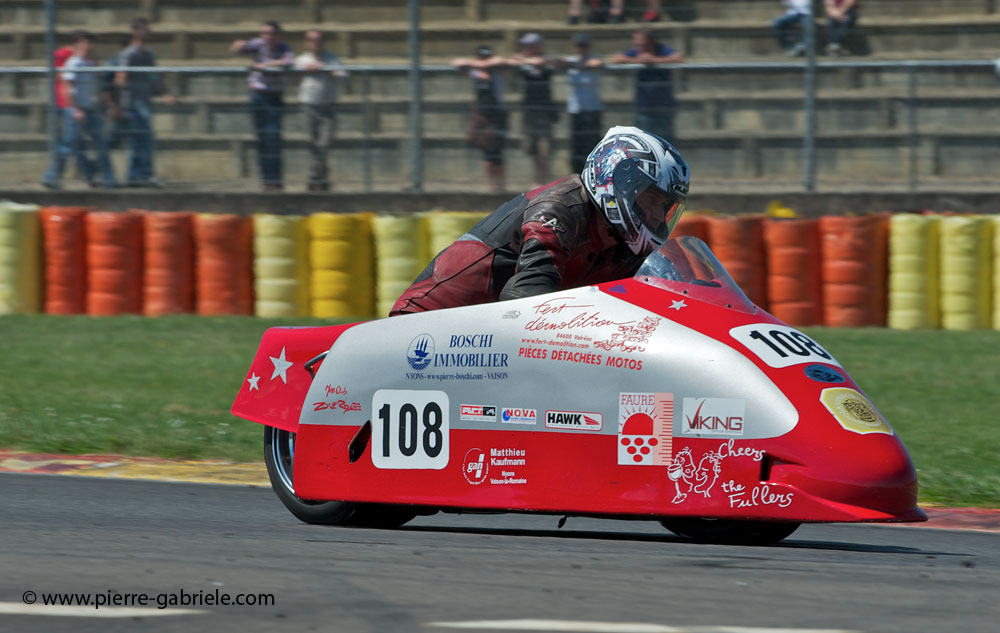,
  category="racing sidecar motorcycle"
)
[232,236,925,544]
